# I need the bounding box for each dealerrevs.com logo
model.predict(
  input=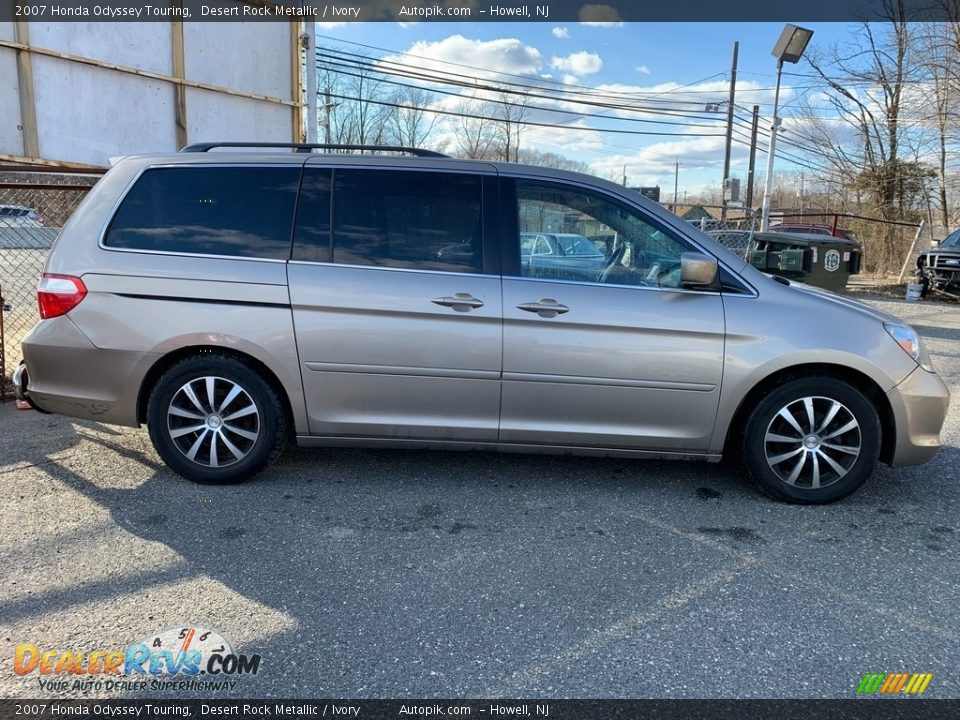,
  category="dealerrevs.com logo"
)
[13,626,261,693]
